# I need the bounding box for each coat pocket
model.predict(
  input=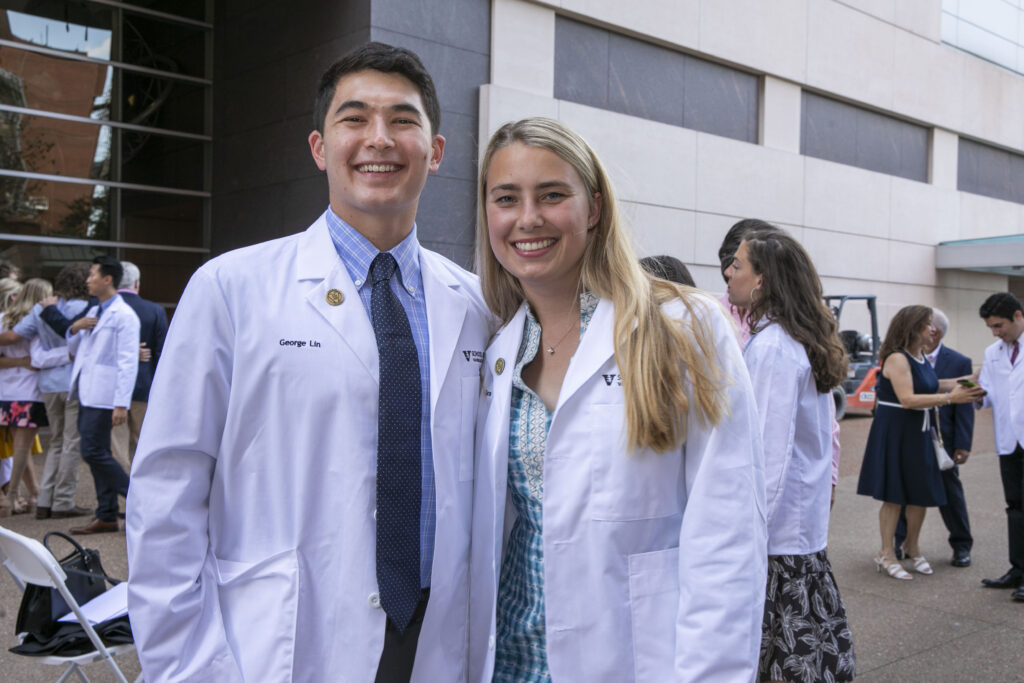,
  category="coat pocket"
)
[214,549,299,682]
[628,547,679,683]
